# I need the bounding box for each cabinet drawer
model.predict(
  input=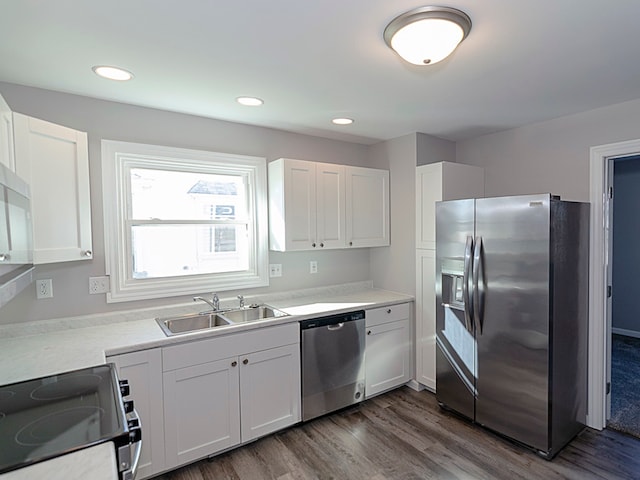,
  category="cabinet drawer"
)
[366,302,411,327]
[162,322,299,372]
